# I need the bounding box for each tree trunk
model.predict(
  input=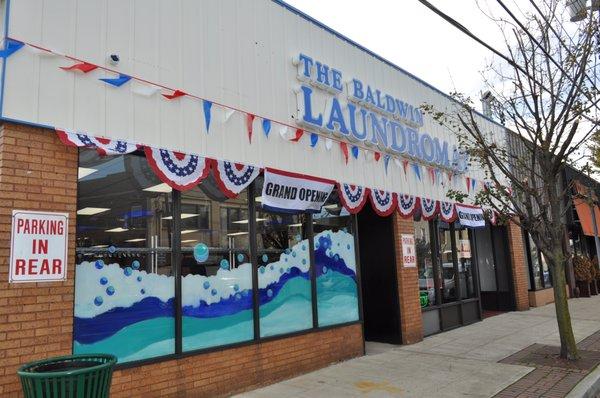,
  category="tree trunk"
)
[551,255,579,360]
